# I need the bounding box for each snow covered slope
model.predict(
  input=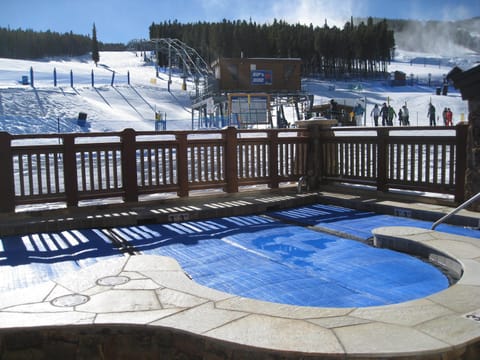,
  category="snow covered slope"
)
[0,52,193,133]
[0,50,478,134]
